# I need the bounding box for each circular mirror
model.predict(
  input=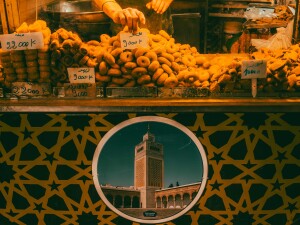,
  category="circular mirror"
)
[92,116,208,224]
